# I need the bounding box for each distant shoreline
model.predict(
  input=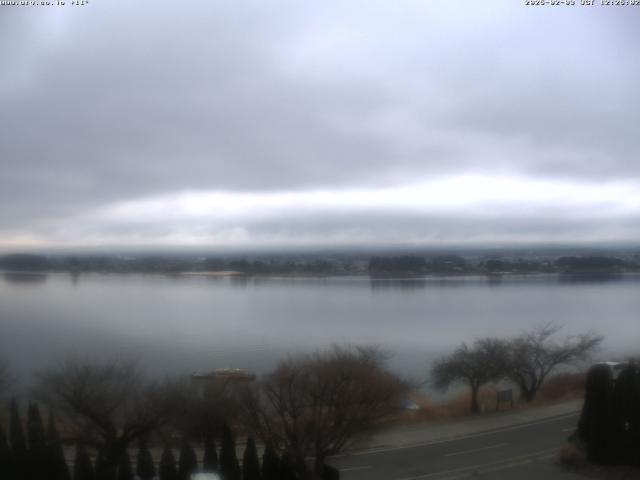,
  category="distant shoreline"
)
[2,269,638,280]
[179,270,243,276]
[2,249,639,278]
